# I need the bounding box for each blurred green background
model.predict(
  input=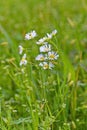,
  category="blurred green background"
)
[0,0,87,130]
